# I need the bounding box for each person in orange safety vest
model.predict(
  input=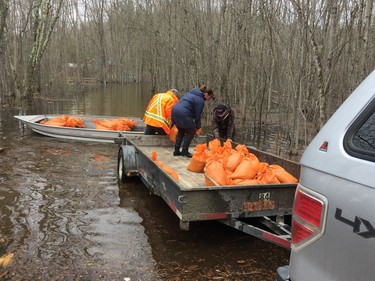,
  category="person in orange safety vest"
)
[143,89,179,135]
